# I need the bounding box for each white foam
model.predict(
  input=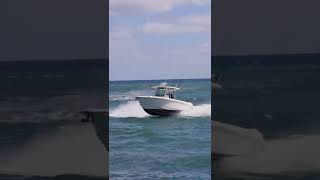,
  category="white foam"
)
[109,95,134,102]
[110,102,211,118]
[110,90,153,102]
[179,104,211,117]
[109,101,150,118]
